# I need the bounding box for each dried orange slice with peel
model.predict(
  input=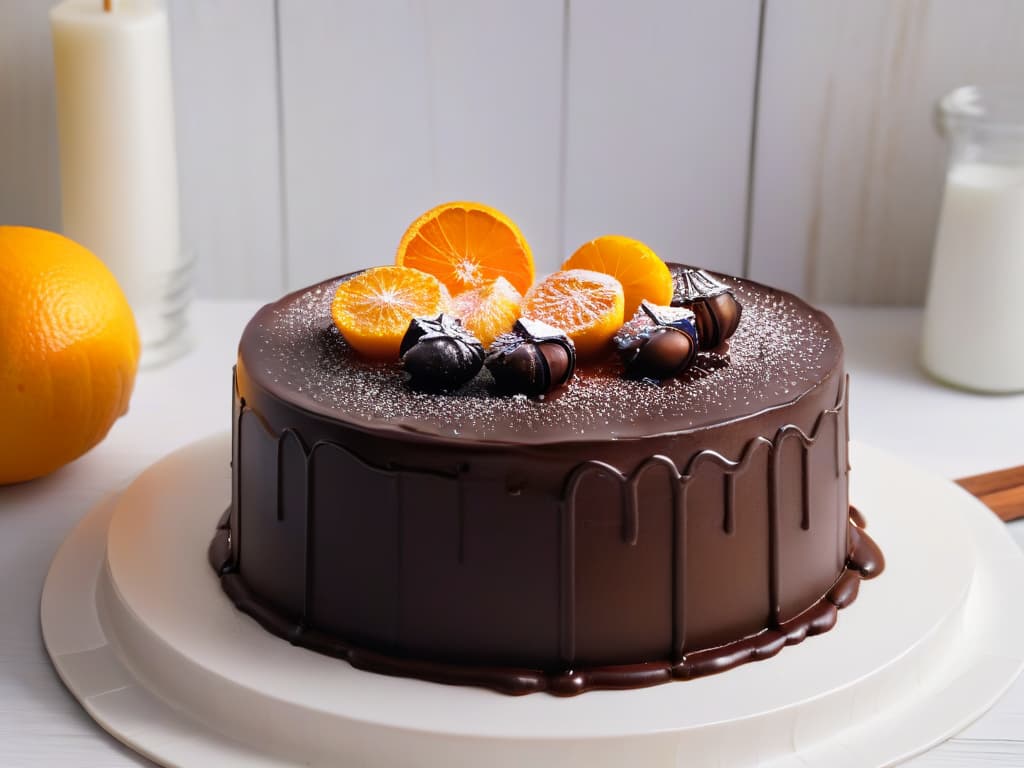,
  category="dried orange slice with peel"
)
[522,269,624,360]
[332,266,450,360]
[451,276,523,347]
[563,235,673,319]
[395,201,535,296]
